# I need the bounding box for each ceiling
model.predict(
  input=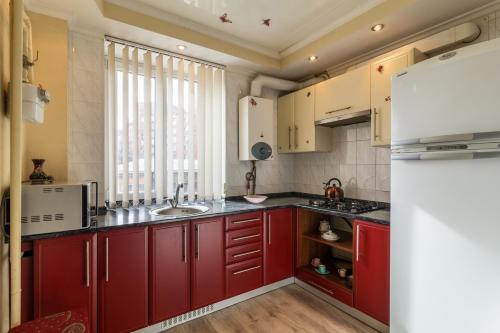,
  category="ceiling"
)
[26,0,499,79]
[128,0,384,55]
